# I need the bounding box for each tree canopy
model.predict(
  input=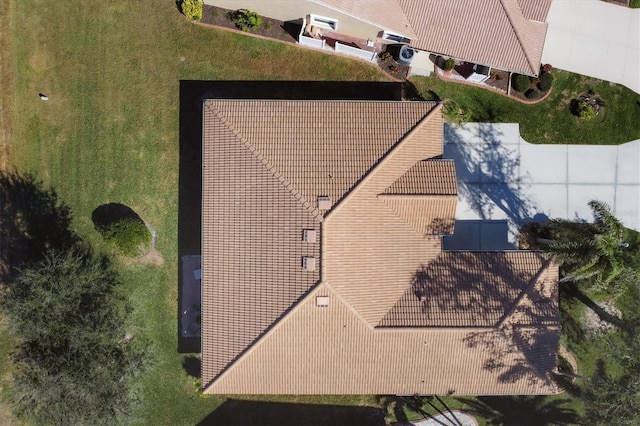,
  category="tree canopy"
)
[536,200,633,291]
[2,247,148,425]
